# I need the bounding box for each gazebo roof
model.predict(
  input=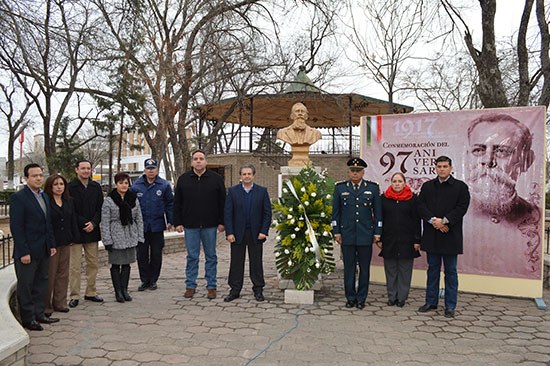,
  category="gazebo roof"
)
[194,69,413,129]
